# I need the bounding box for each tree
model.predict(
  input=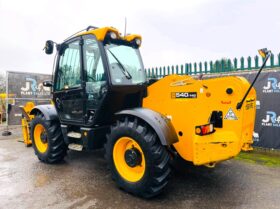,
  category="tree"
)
[0,72,6,93]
